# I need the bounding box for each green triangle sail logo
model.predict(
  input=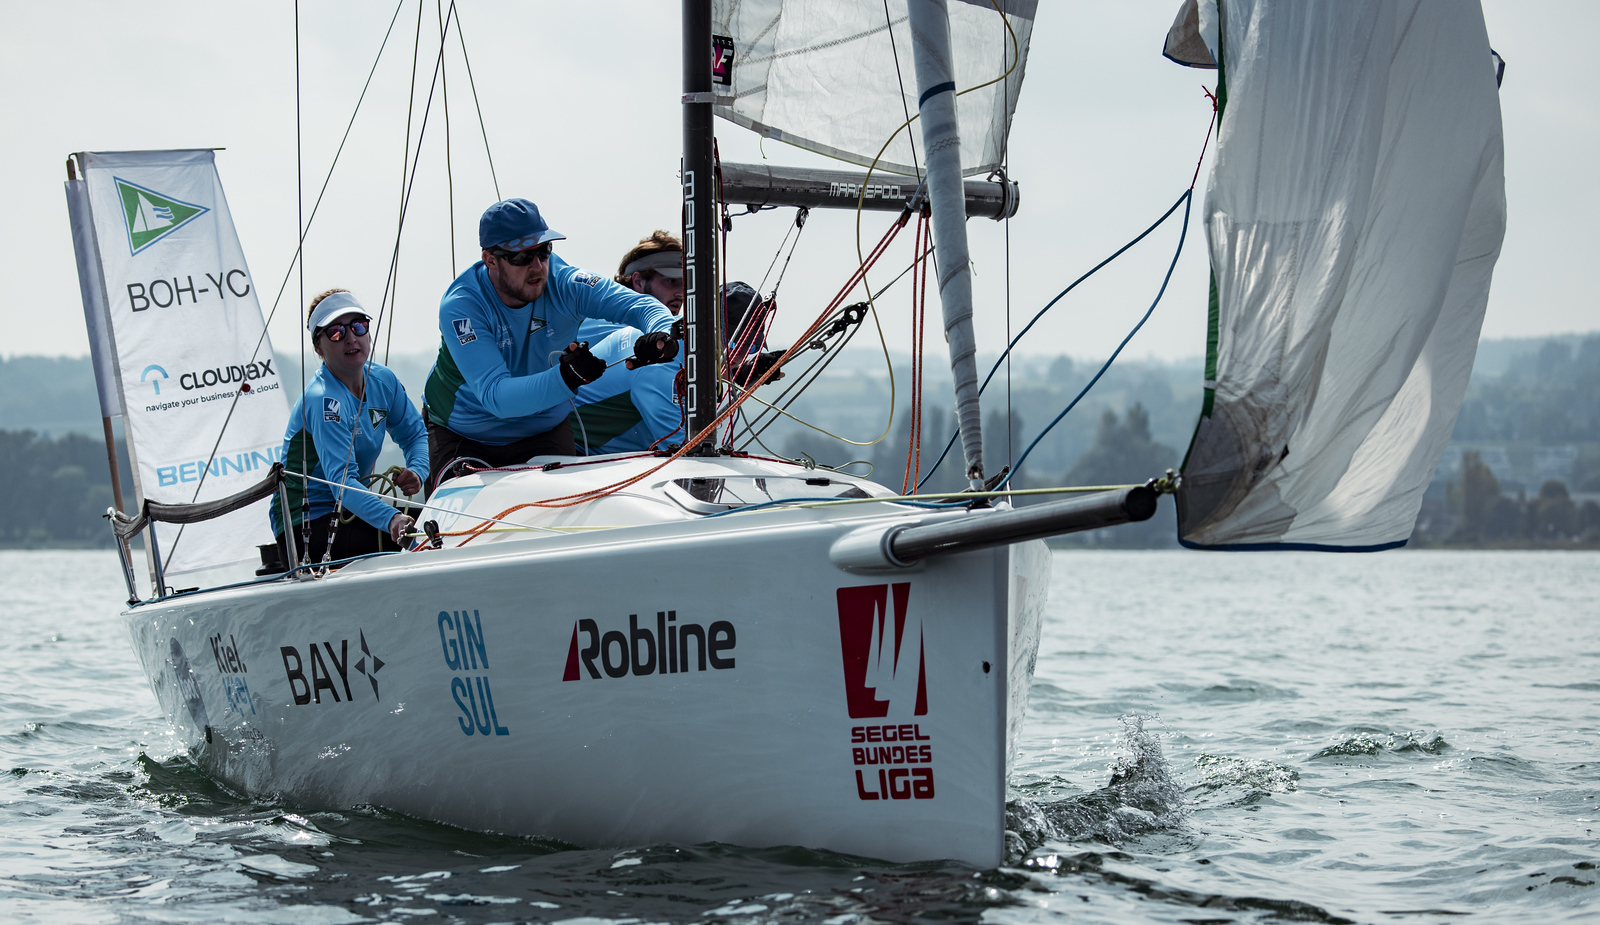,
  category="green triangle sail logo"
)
[114,177,209,255]
[368,408,387,428]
